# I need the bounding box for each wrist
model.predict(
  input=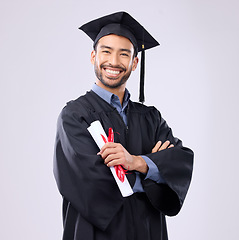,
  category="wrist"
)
[133,155,148,174]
